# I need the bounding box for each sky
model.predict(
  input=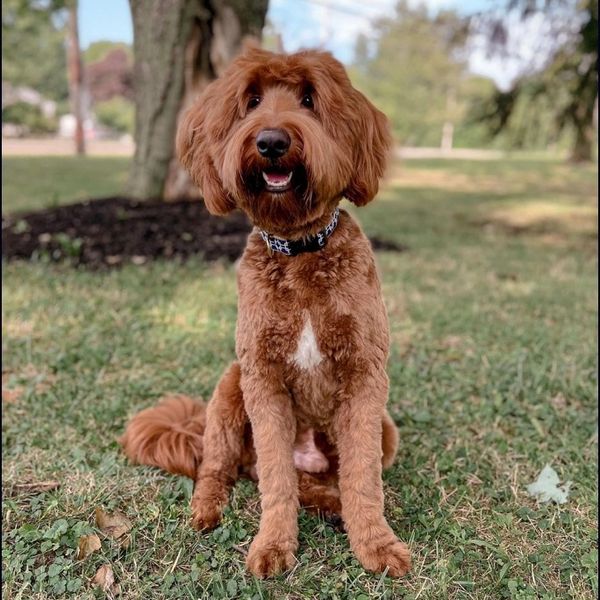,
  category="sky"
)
[78,0,545,90]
